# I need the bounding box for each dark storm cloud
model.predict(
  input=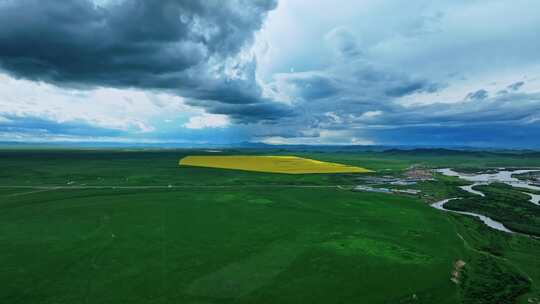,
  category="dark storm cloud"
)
[0,0,275,82]
[256,44,540,145]
[259,62,428,127]
[378,92,540,127]
[287,75,340,100]
[333,91,540,147]
[0,0,282,120]
[384,81,441,97]
[372,124,540,148]
[186,98,294,123]
[246,23,538,146]
[248,55,448,141]
[373,122,540,148]
[464,89,488,101]
[2,0,540,147]
[271,60,442,113]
